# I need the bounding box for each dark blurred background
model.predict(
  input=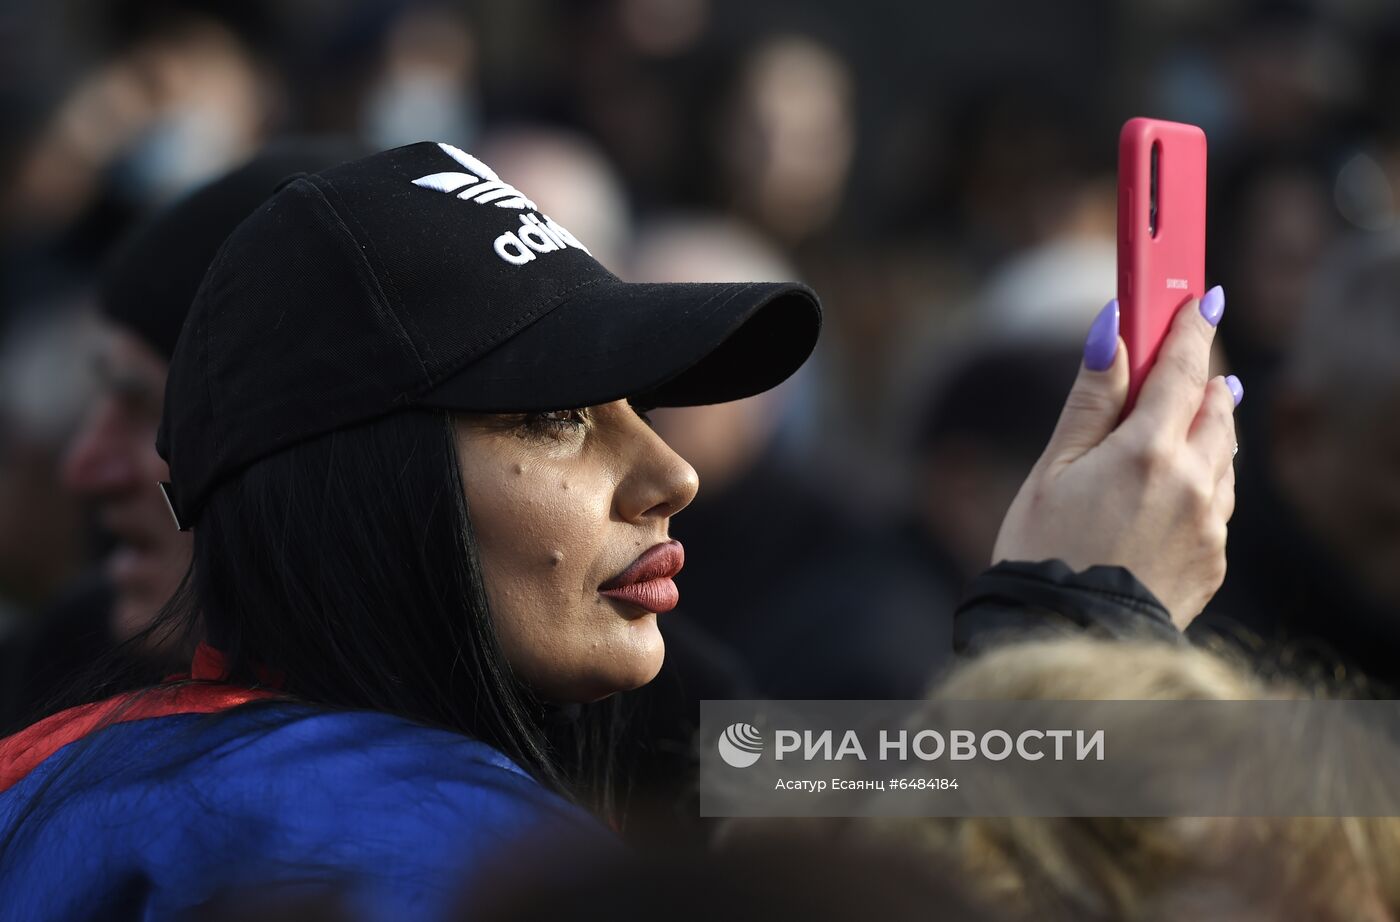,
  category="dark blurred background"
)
[2,0,1399,715]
